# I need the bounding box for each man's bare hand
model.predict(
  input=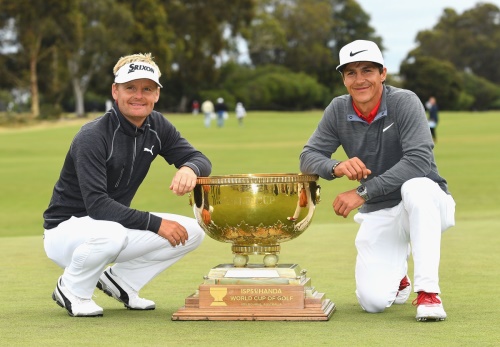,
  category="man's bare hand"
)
[334,157,371,181]
[333,189,365,218]
[170,166,197,196]
[158,219,189,247]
